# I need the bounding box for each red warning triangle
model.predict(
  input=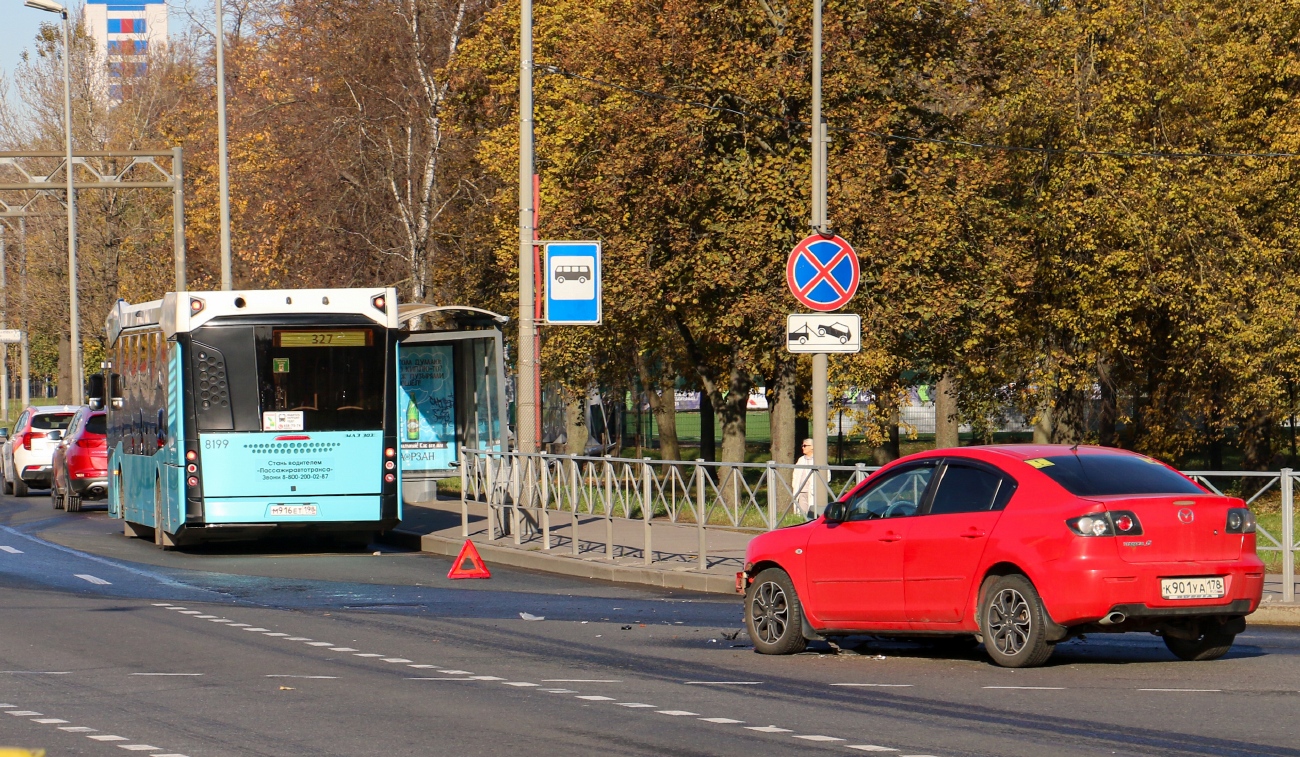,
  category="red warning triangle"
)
[447,540,491,579]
